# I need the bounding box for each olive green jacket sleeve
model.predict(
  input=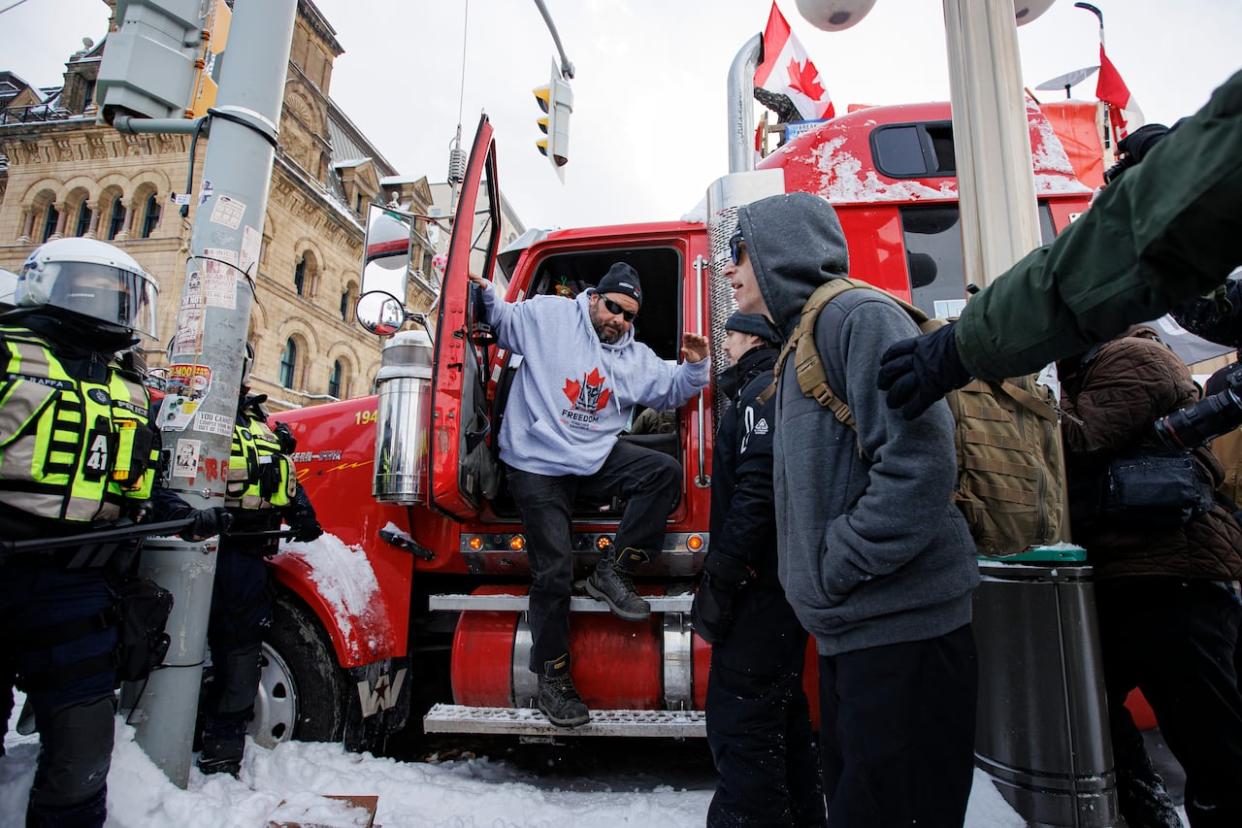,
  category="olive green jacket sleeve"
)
[955,69,1242,381]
